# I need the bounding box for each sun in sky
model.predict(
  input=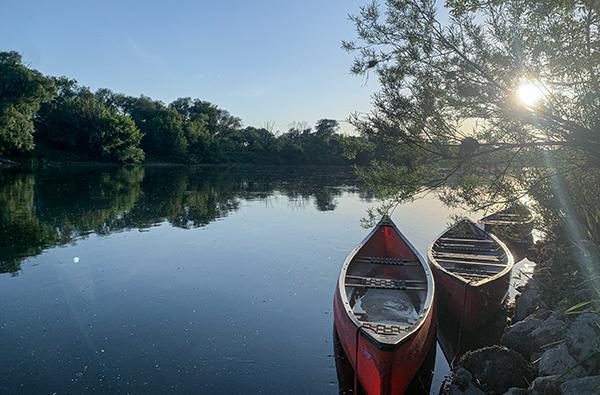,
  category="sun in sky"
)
[516,81,545,107]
